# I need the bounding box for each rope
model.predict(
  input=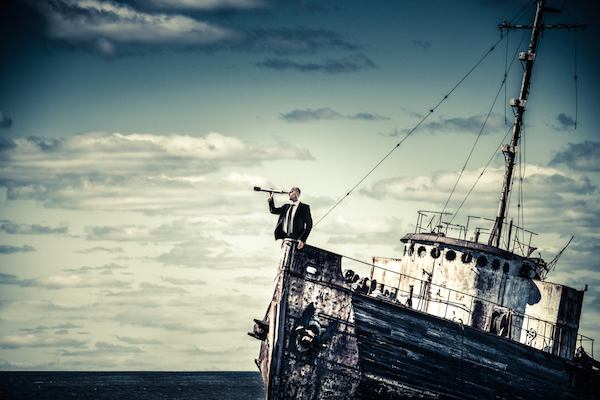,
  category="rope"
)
[574,29,579,129]
[444,22,530,227]
[439,87,501,220]
[552,0,584,129]
[314,35,507,228]
[341,254,373,268]
[448,126,513,223]
[517,124,526,247]
[504,29,509,126]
